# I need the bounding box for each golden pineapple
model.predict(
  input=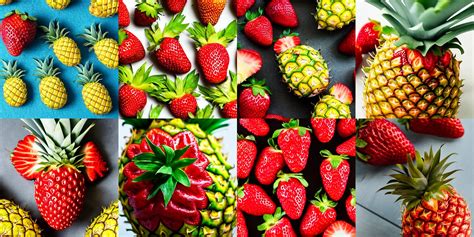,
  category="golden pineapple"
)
[35,57,68,109]
[89,0,118,18]
[0,199,42,236]
[0,60,27,107]
[84,201,118,237]
[45,0,71,9]
[40,20,81,66]
[76,62,112,115]
[81,24,118,69]
[316,0,356,30]
[0,0,12,5]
